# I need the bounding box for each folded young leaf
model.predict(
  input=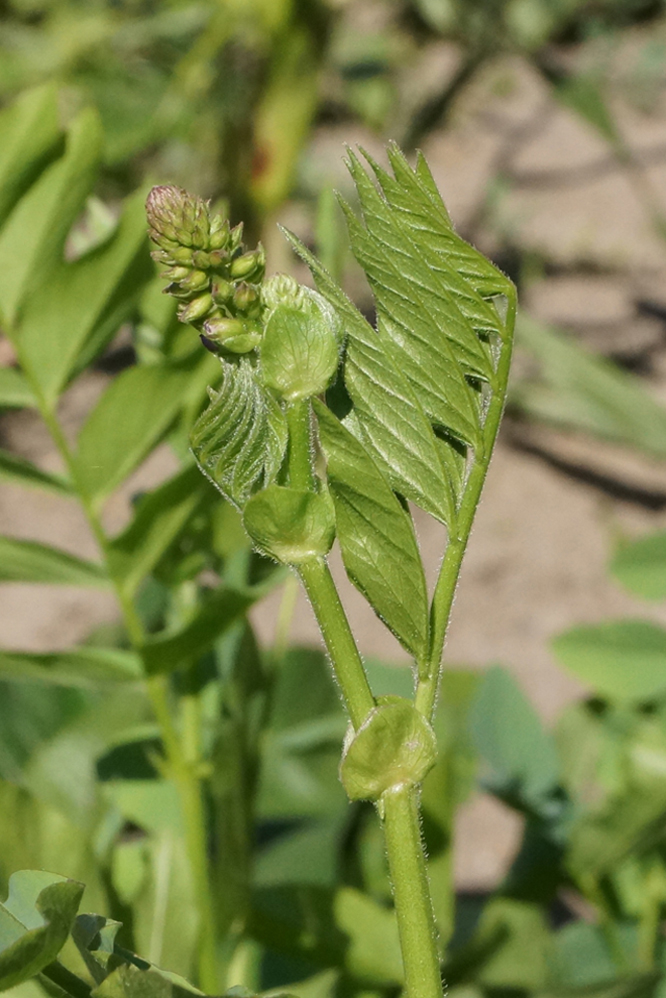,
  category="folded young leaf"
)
[0,449,71,495]
[280,230,455,525]
[0,870,83,992]
[190,356,288,510]
[0,536,109,586]
[314,400,429,661]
